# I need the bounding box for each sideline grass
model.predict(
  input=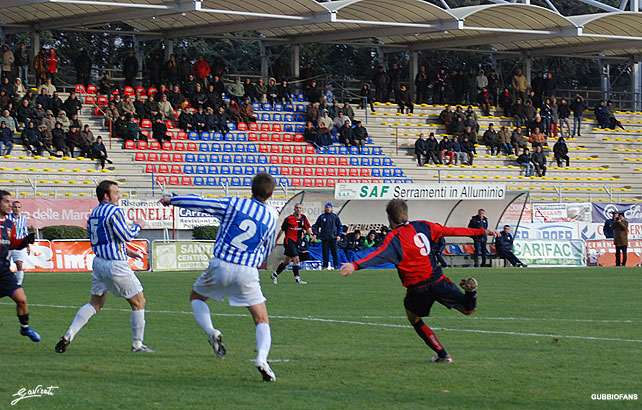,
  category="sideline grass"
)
[1,267,641,409]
